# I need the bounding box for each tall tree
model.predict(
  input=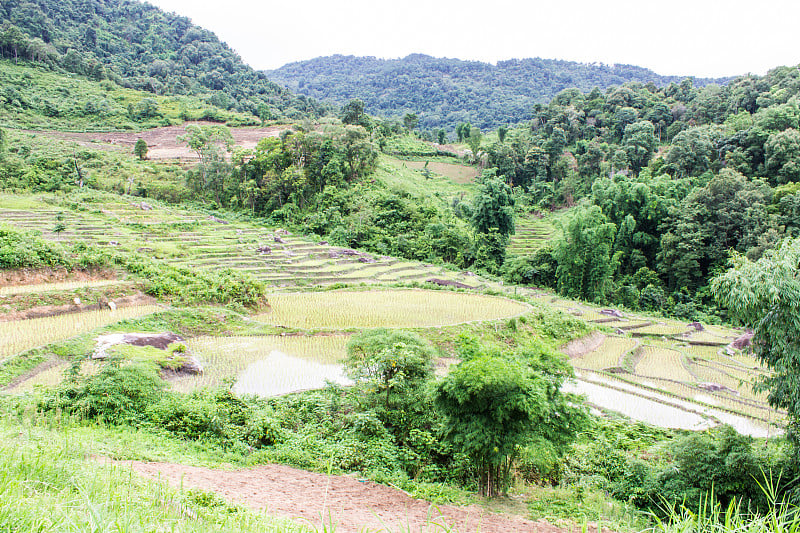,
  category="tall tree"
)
[712,237,800,442]
[470,174,515,239]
